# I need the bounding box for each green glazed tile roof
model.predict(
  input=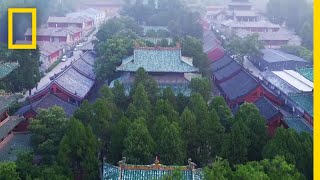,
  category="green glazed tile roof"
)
[283,117,313,135]
[289,93,313,117]
[0,94,22,114]
[0,62,19,79]
[103,163,203,180]
[297,68,313,82]
[117,47,199,73]
[0,132,32,162]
